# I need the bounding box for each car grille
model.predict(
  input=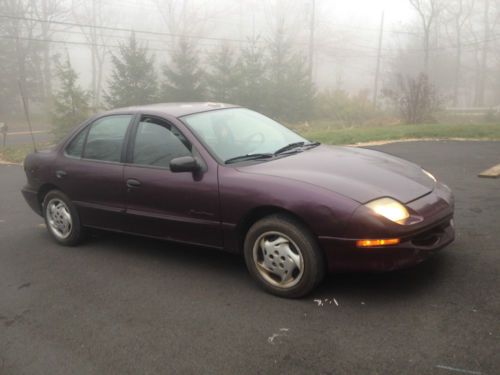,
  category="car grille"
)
[411,219,452,248]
